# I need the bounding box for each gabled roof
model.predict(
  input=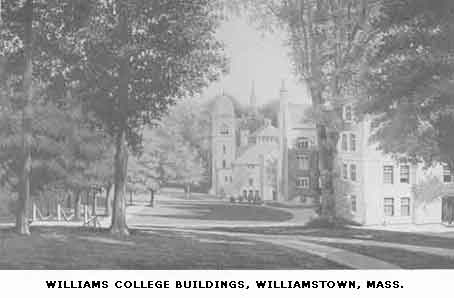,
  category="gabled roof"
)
[234,143,278,165]
[287,103,315,129]
[253,124,279,138]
